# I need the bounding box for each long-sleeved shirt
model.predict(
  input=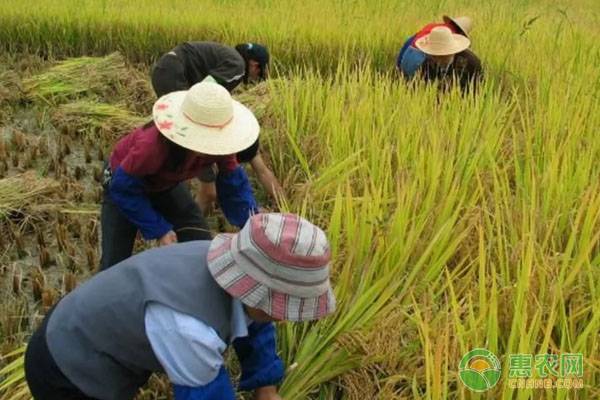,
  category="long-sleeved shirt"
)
[145,300,284,400]
[173,42,246,92]
[110,122,238,193]
[419,49,483,92]
[108,122,258,239]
